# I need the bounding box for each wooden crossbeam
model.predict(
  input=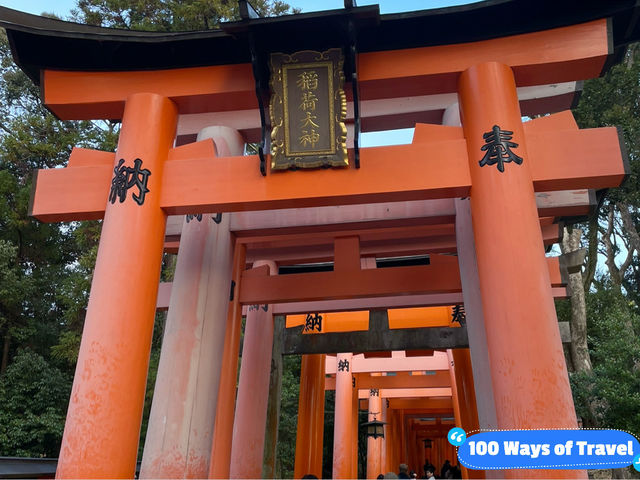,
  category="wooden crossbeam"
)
[240,253,565,305]
[240,253,460,304]
[157,285,571,313]
[269,288,570,314]
[350,371,451,390]
[326,354,450,374]
[283,318,571,356]
[161,190,589,238]
[358,388,452,399]
[176,82,580,141]
[388,398,453,410]
[283,324,469,355]
[29,122,626,223]
[240,222,562,264]
[42,21,608,120]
